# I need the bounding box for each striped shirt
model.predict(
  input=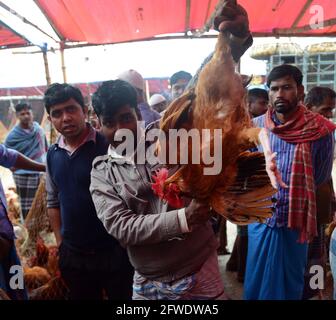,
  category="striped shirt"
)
[254,114,334,228]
